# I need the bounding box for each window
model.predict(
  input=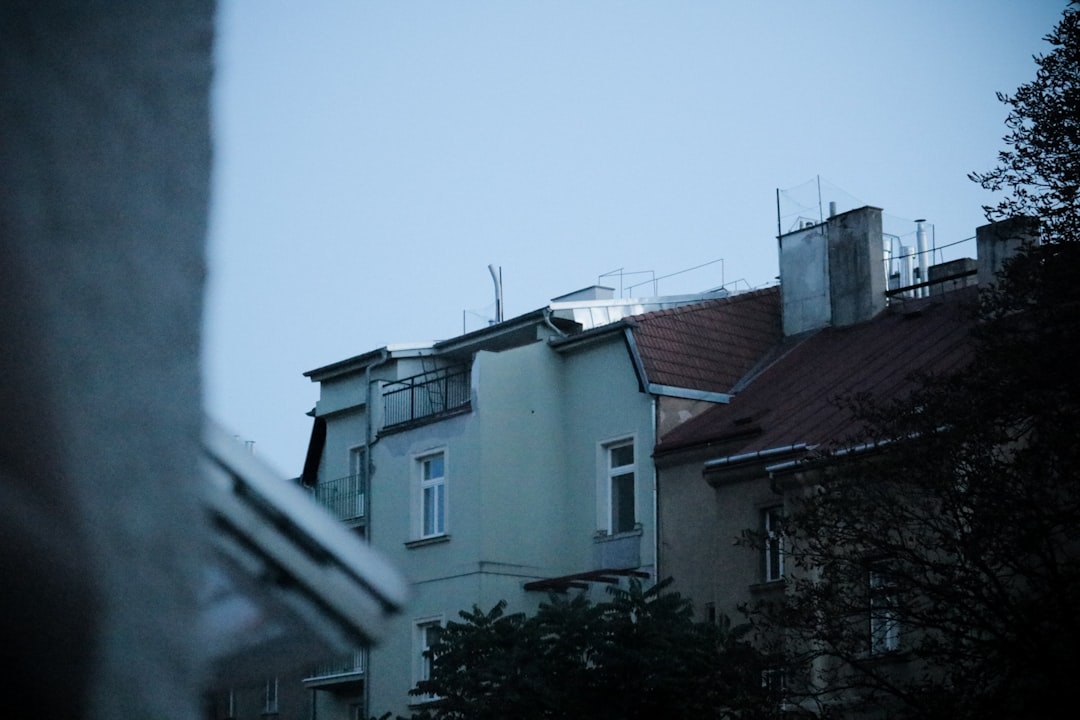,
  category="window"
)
[869,566,900,654]
[761,666,788,694]
[263,676,279,715]
[419,453,446,537]
[763,507,784,582]
[348,446,366,518]
[606,440,636,533]
[414,618,444,702]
